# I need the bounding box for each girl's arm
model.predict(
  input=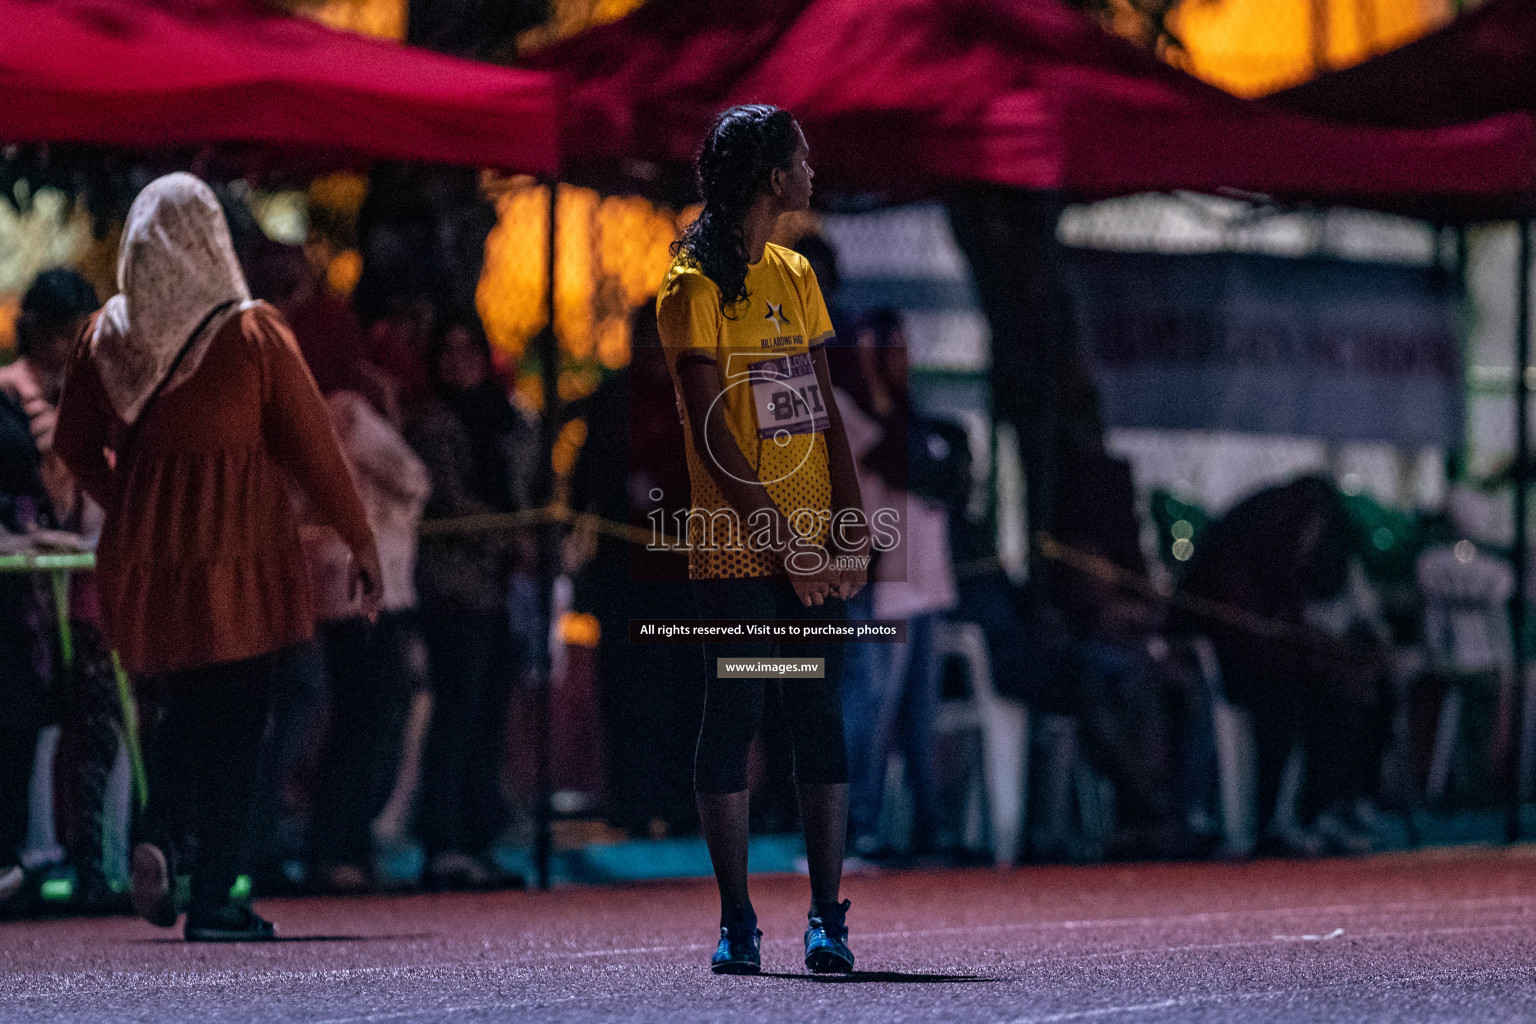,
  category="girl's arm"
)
[54,333,117,510]
[675,359,794,557]
[812,345,867,600]
[676,359,833,605]
[253,306,383,617]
